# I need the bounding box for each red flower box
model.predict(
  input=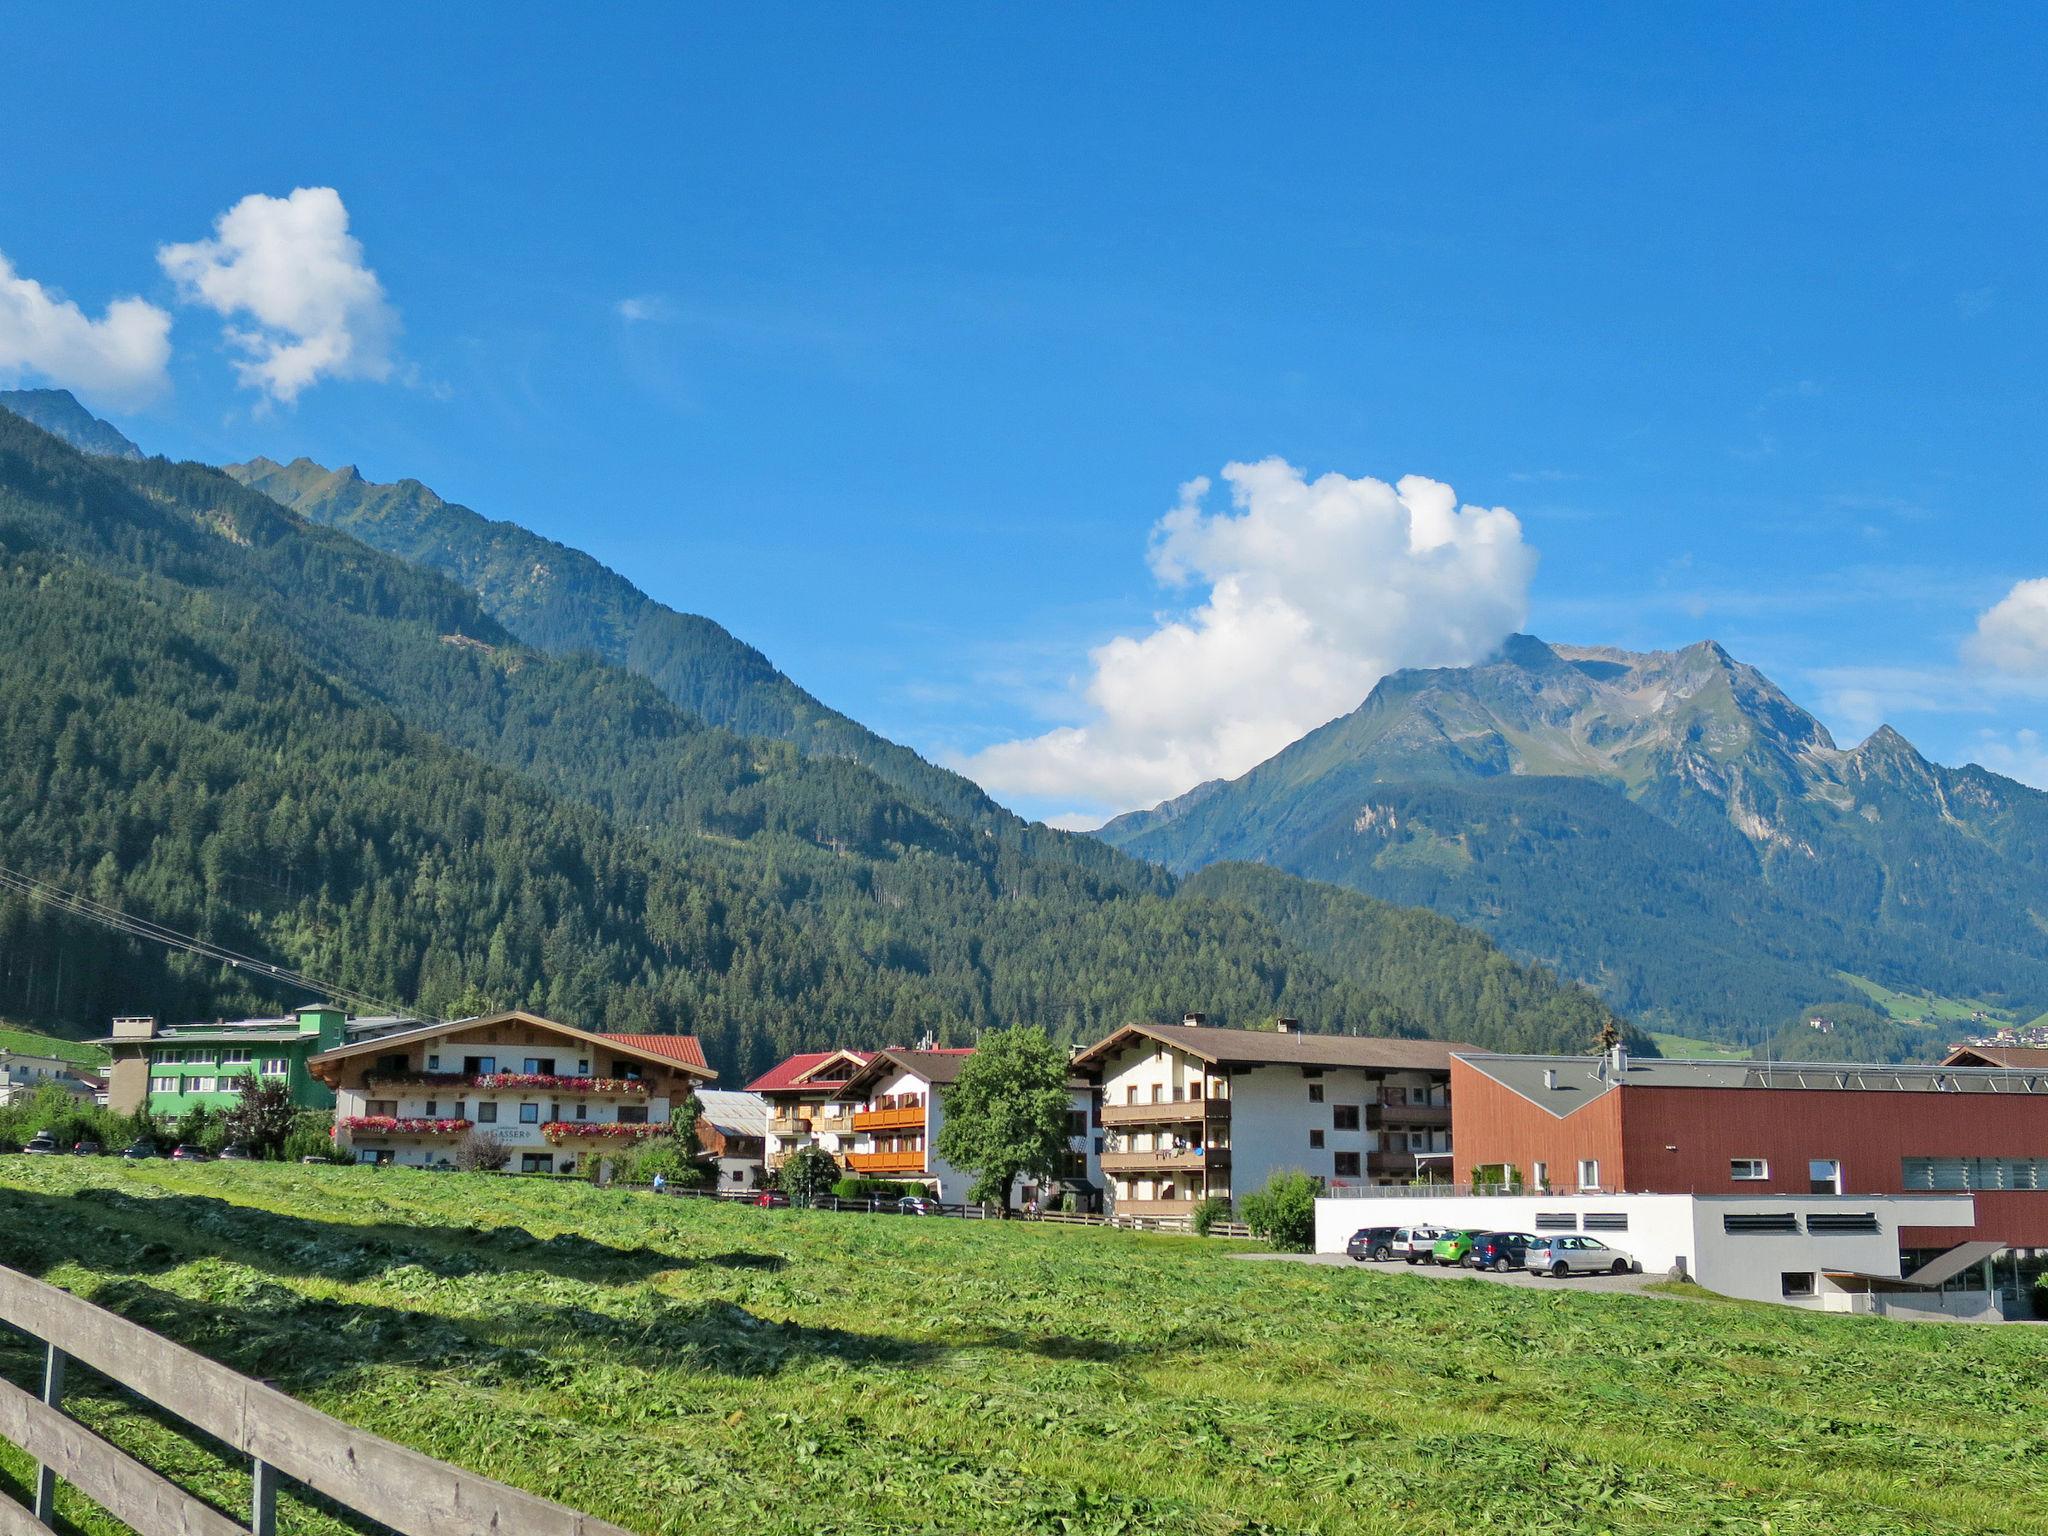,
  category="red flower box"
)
[337,1116,473,1136]
[540,1121,665,1145]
